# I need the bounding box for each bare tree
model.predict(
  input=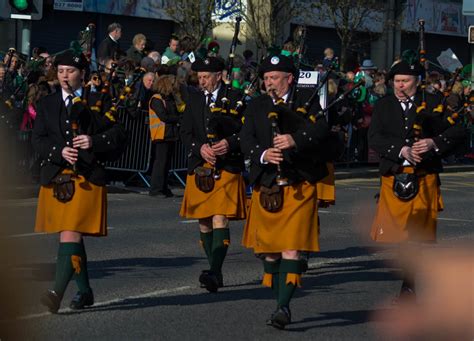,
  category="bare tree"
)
[242,0,299,58]
[308,0,386,69]
[165,0,216,50]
